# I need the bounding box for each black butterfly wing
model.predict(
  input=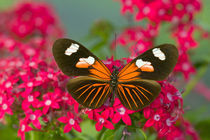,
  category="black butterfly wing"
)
[116,79,161,110]
[67,76,111,109]
[52,38,111,80]
[118,44,178,82]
